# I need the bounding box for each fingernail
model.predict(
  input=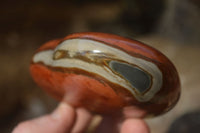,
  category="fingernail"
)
[51,102,69,120]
